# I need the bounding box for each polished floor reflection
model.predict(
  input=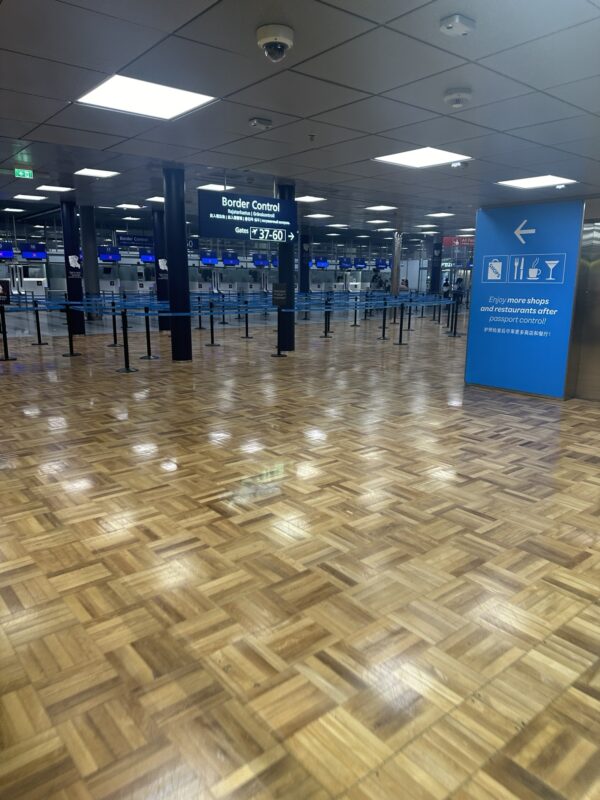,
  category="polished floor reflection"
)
[1,315,599,800]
